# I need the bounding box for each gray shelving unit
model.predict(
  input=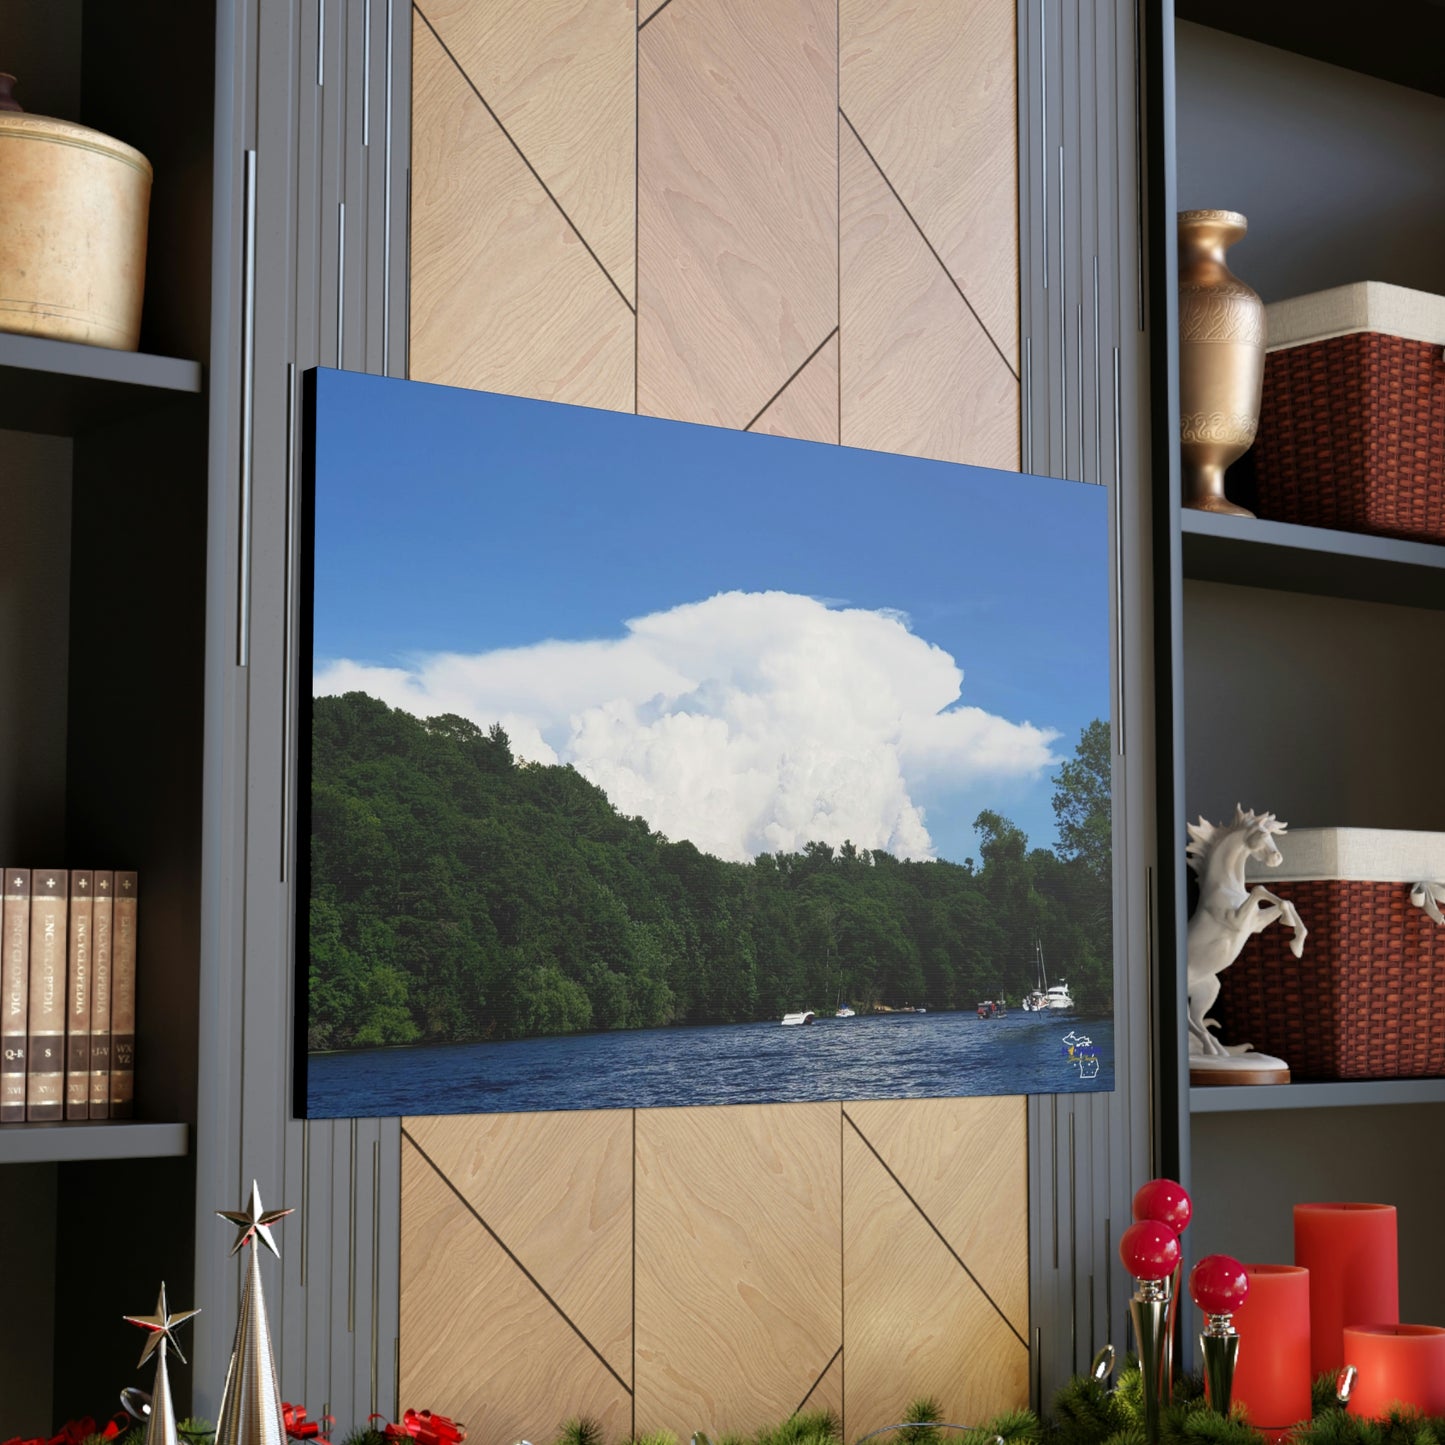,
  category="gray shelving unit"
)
[1162,2,1445,1340]
[0,1121,188,1164]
